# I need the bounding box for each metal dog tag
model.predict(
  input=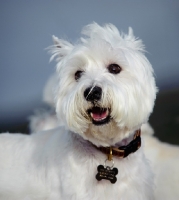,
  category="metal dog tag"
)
[96,164,118,184]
